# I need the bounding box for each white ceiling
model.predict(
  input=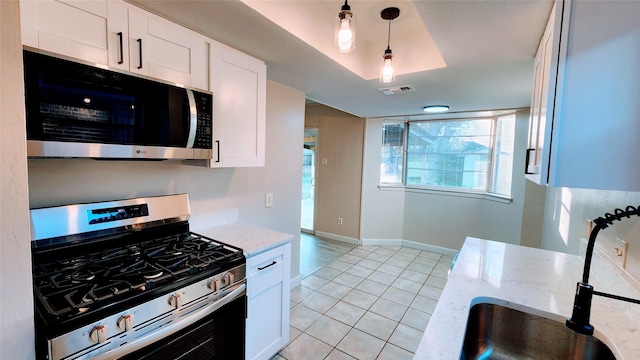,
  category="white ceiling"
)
[129,0,554,118]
